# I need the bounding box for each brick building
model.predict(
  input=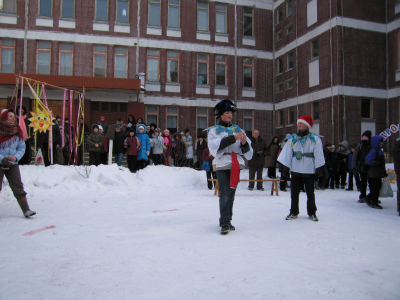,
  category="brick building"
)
[0,0,399,151]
